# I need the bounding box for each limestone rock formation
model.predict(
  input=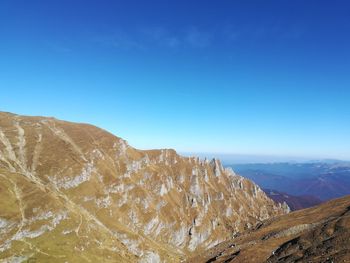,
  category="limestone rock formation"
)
[0,112,285,262]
